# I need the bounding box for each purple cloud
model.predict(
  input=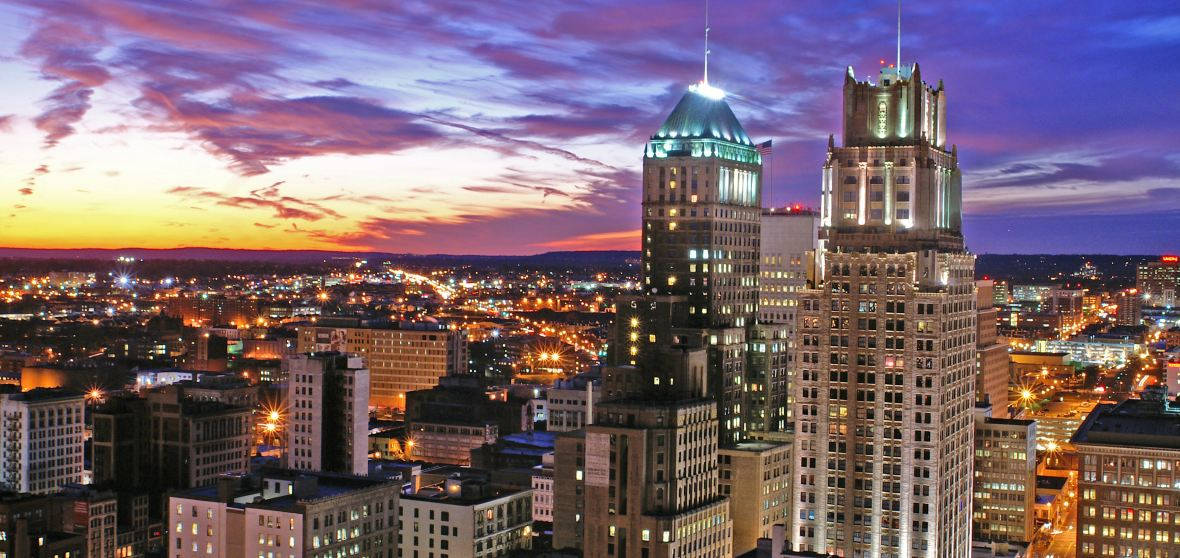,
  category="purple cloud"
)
[18,18,111,147]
